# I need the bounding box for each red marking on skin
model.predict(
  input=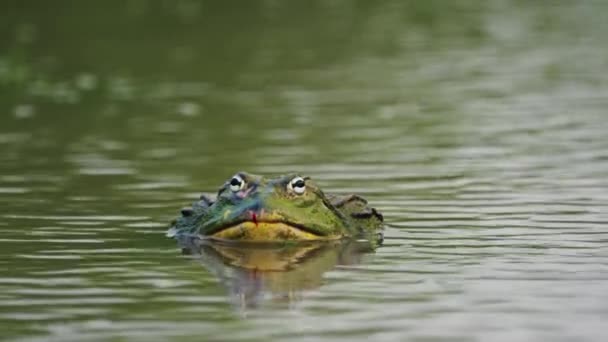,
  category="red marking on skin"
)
[252,212,258,226]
